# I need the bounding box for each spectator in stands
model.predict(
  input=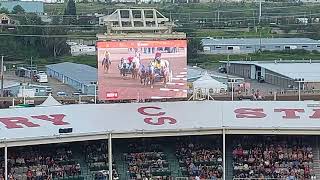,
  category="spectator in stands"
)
[176,137,223,180]
[125,143,171,180]
[233,136,314,179]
